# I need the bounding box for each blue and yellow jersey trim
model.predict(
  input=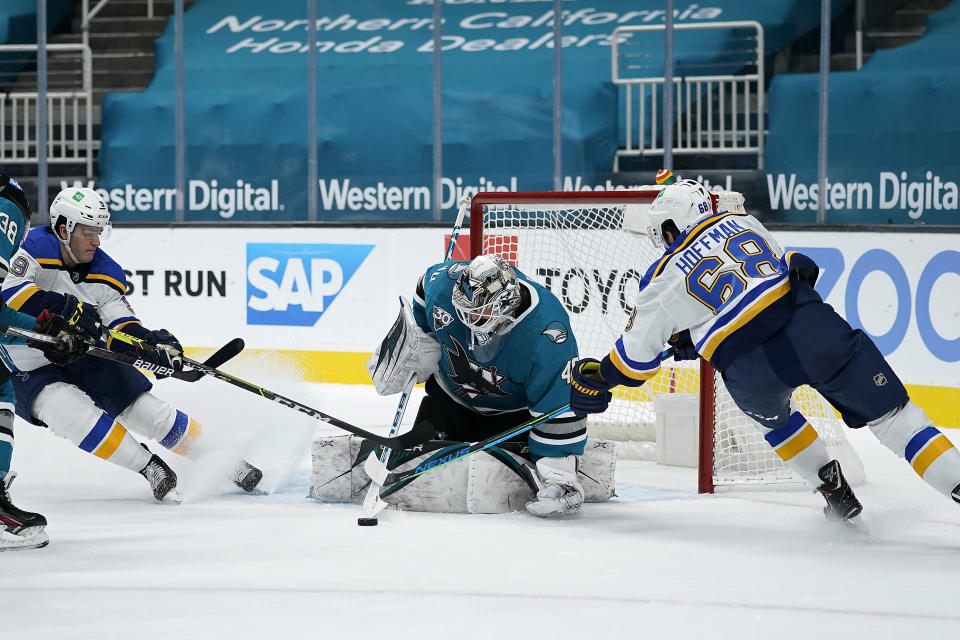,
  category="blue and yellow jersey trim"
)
[1,281,41,311]
[608,337,661,382]
[642,211,747,289]
[696,274,792,361]
[22,227,64,264]
[21,227,128,295]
